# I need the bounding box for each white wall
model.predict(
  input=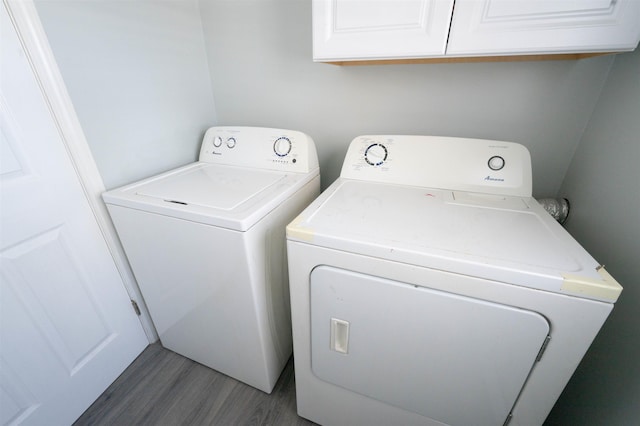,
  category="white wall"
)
[34,0,217,189]
[545,48,640,425]
[31,0,638,422]
[34,0,617,197]
[198,0,614,197]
